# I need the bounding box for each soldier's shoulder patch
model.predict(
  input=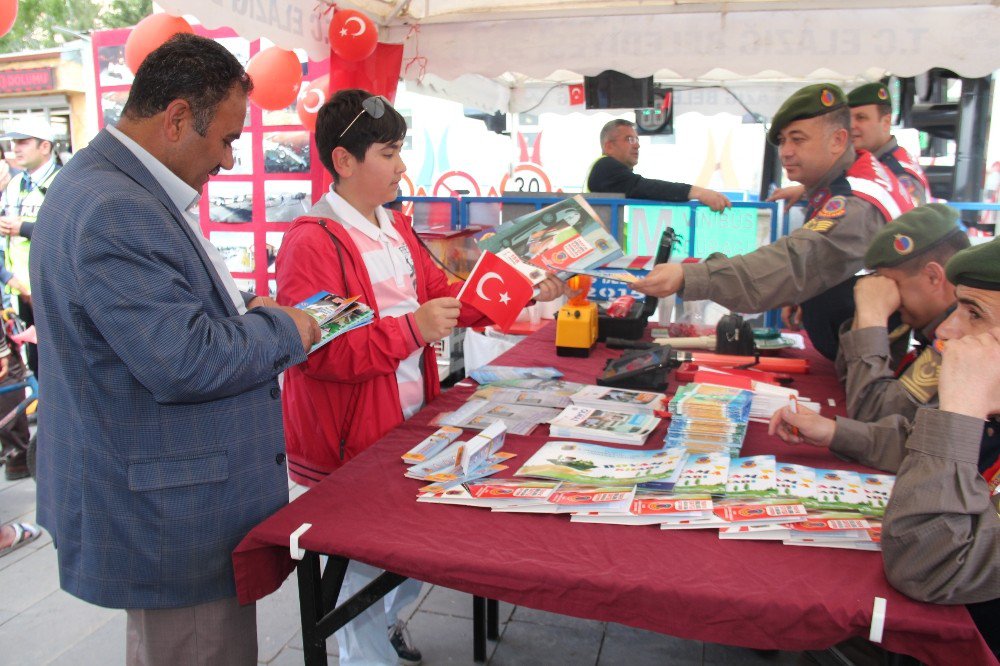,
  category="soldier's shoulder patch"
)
[818,195,847,219]
[898,347,941,403]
